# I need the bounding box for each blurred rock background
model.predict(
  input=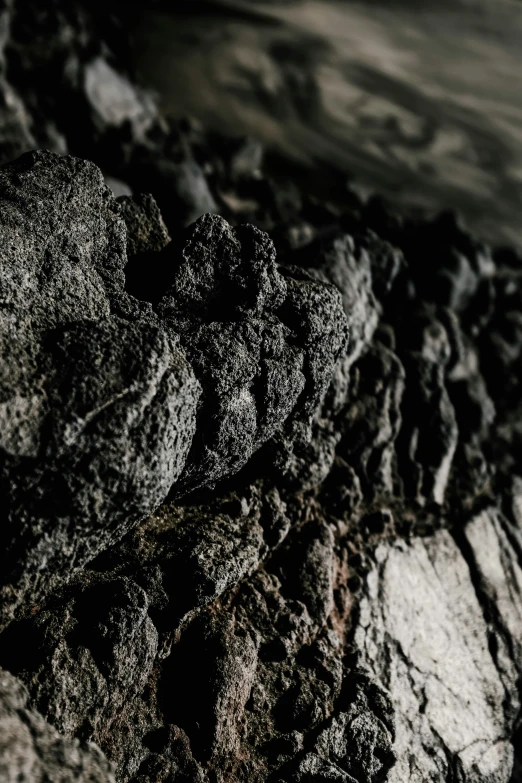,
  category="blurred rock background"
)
[123,0,522,248]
